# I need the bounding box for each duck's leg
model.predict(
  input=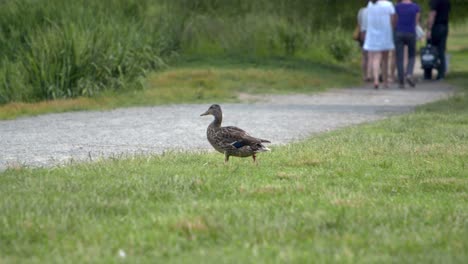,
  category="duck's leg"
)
[252,154,257,165]
[224,153,230,164]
